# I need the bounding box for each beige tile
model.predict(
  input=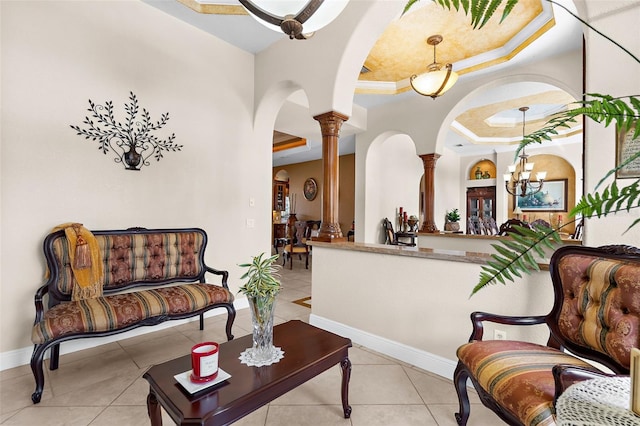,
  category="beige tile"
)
[88,405,149,426]
[274,300,312,320]
[403,367,464,405]
[179,325,235,347]
[0,408,20,423]
[121,333,195,368]
[233,405,269,426]
[266,405,351,426]
[46,349,140,398]
[348,346,399,365]
[40,369,141,407]
[0,369,50,414]
[2,406,103,425]
[116,327,181,348]
[0,364,32,382]
[427,403,500,426]
[272,366,343,406]
[350,404,438,426]
[108,376,150,406]
[349,364,423,405]
[278,287,311,302]
[51,342,122,368]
